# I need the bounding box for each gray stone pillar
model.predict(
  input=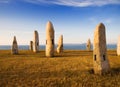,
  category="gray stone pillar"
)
[33,30,39,53]
[11,36,18,54]
[86,38,91,51]
[93,23,110,75]
[117,36,120,56]
[29,41,33,51]
[46,21,54,57]
[57,35,63,54]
